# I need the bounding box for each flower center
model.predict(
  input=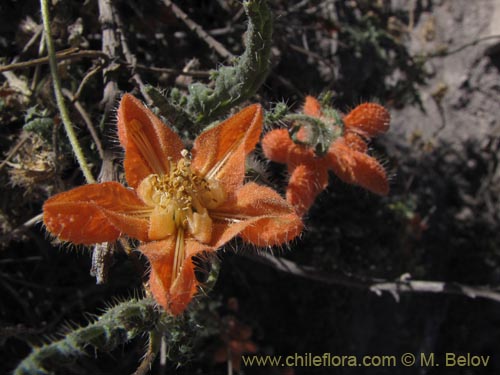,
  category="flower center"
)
[137,150,226,242]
